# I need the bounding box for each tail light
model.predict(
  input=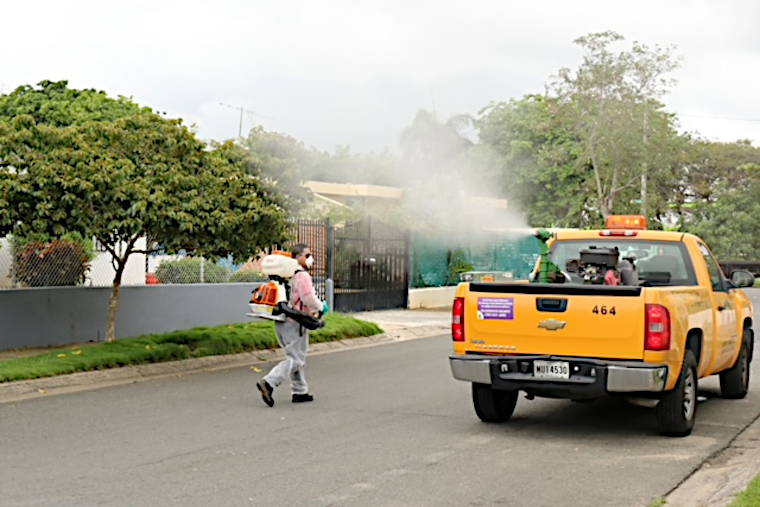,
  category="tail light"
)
[452,297,465,342]
[645,304,671,351]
